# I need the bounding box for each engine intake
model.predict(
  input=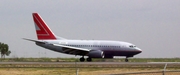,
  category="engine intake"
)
[88,50,104,58]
